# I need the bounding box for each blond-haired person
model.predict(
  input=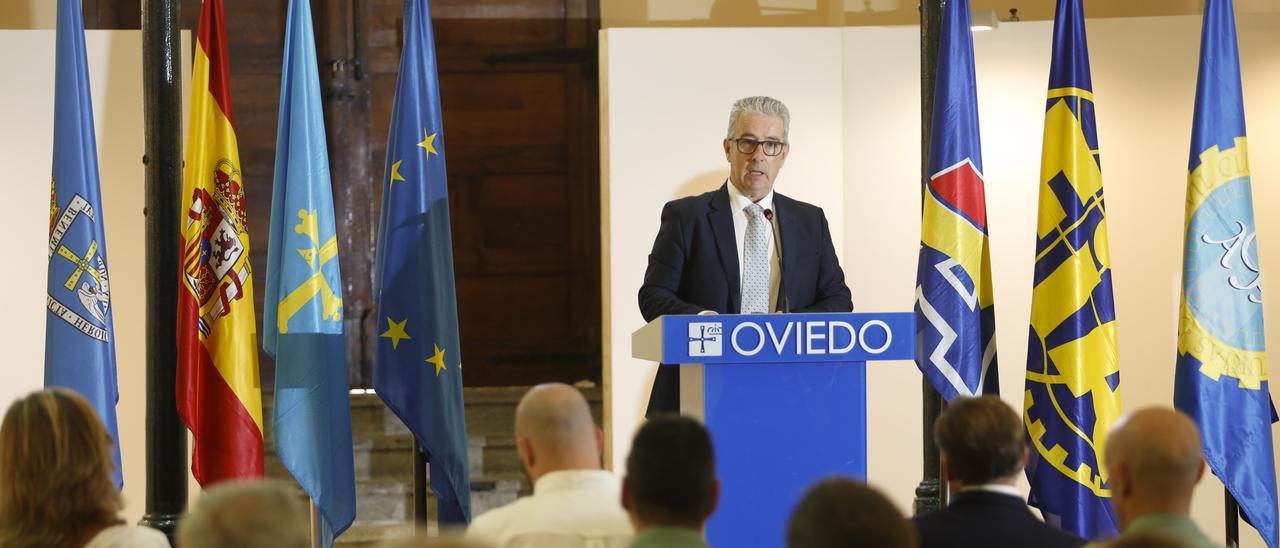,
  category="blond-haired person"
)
[0,388,169,548]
